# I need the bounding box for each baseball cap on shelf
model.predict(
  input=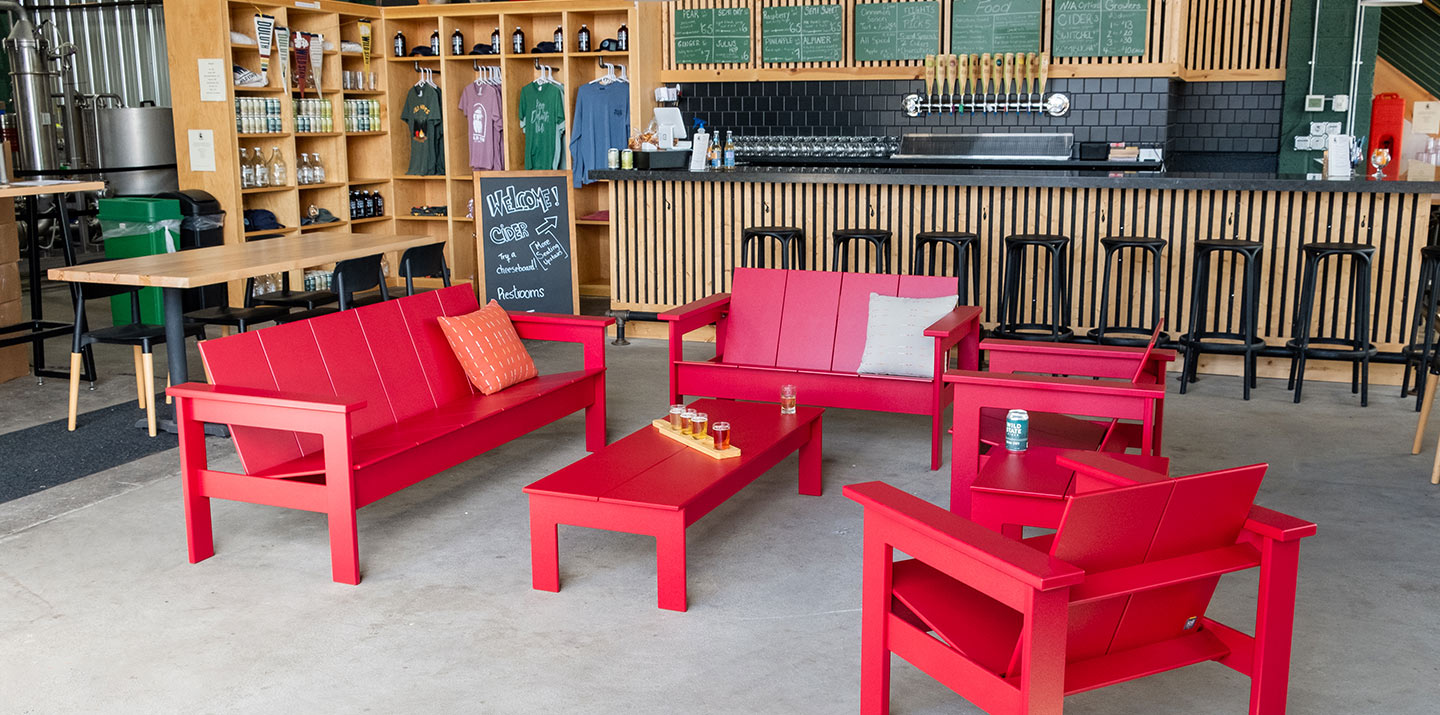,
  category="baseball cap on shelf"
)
[408,46,435,57]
